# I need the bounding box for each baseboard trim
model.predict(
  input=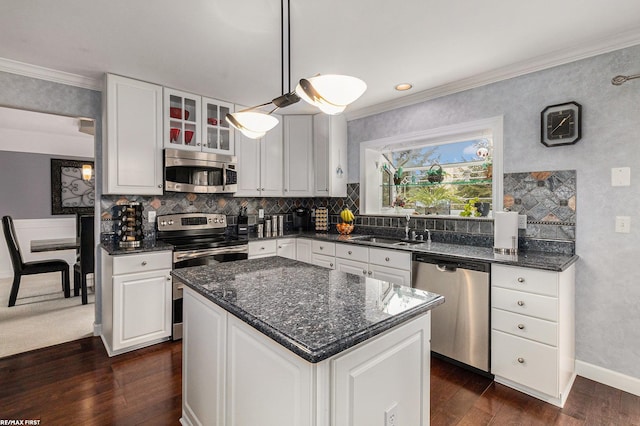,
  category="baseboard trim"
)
[93,322,102,337]
[576,360,640,397]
